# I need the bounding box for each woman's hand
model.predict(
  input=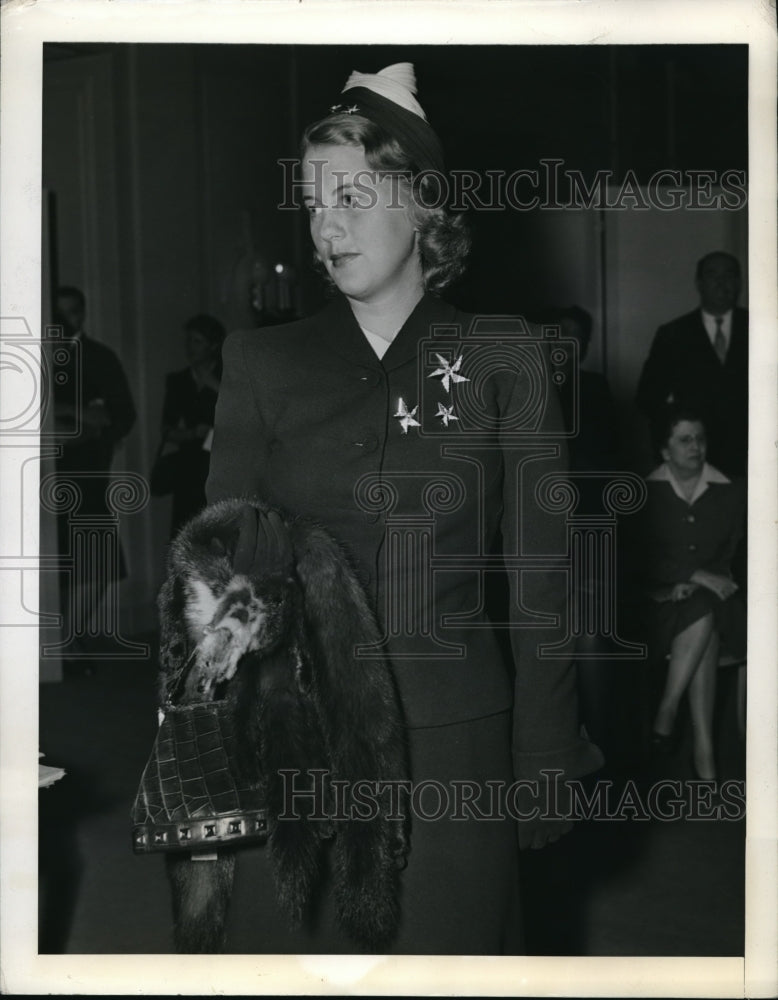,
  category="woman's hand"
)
[670,582,699,602]
[690,570,739,601]
[516,776,575,850]
[193,362,221,393]
[233,505,294,579]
